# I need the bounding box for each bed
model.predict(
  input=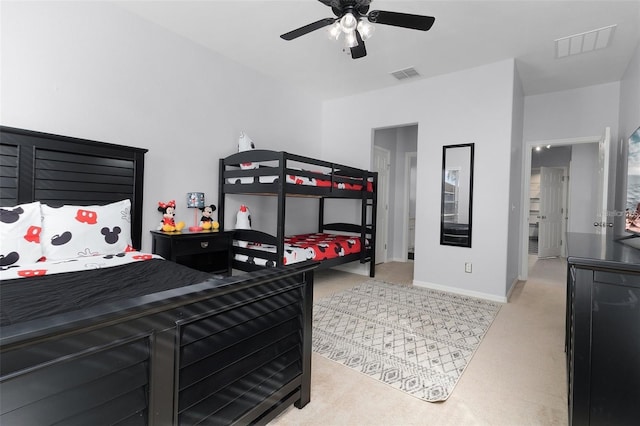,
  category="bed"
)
[218,149,378,277]
[0,126,316,425]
